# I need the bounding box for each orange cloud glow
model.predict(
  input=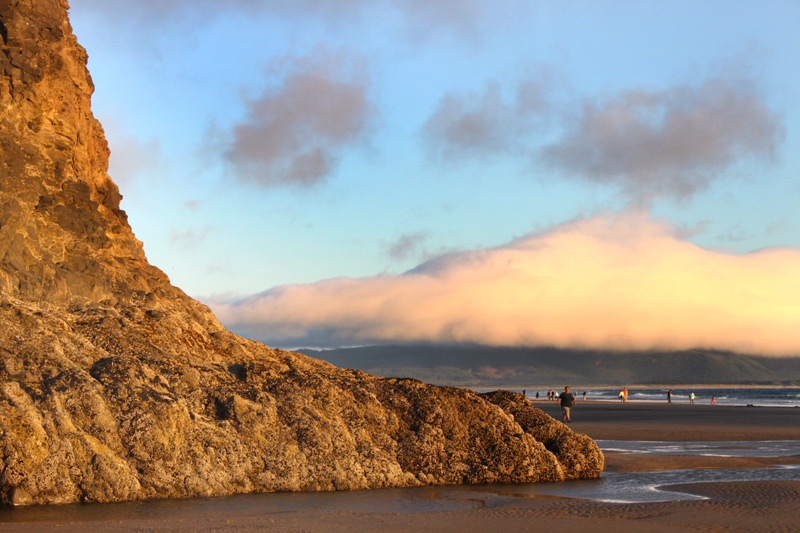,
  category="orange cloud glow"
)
[211,213,800,355]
